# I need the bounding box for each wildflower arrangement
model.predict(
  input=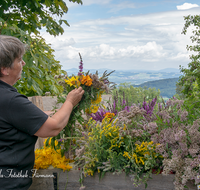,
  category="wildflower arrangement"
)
[39,53,200,190]
[74,94,200,190]
[49,53,115,156]
[74,116,163,187]
[34,138,73,172]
